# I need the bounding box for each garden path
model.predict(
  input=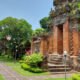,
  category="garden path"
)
[0,62,28,80]
[0,62,77,80]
